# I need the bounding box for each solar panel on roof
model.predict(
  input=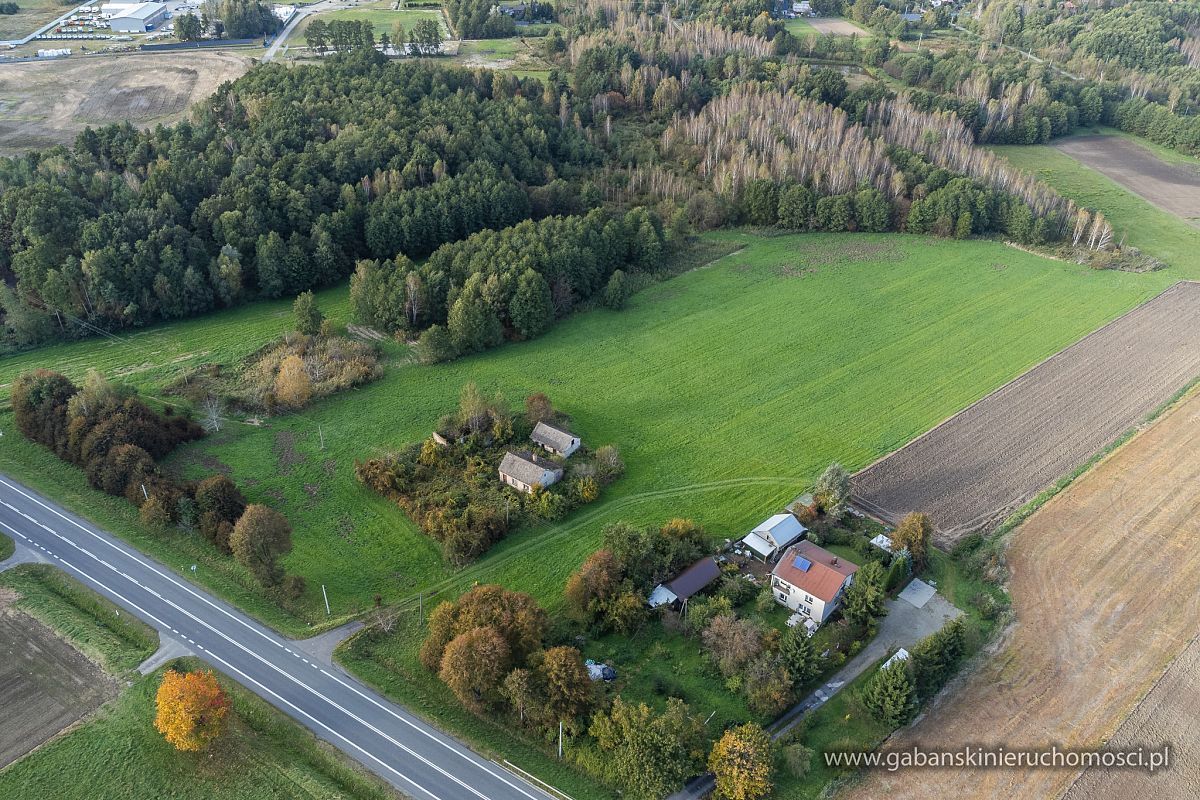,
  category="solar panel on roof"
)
[793,556,811,572]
